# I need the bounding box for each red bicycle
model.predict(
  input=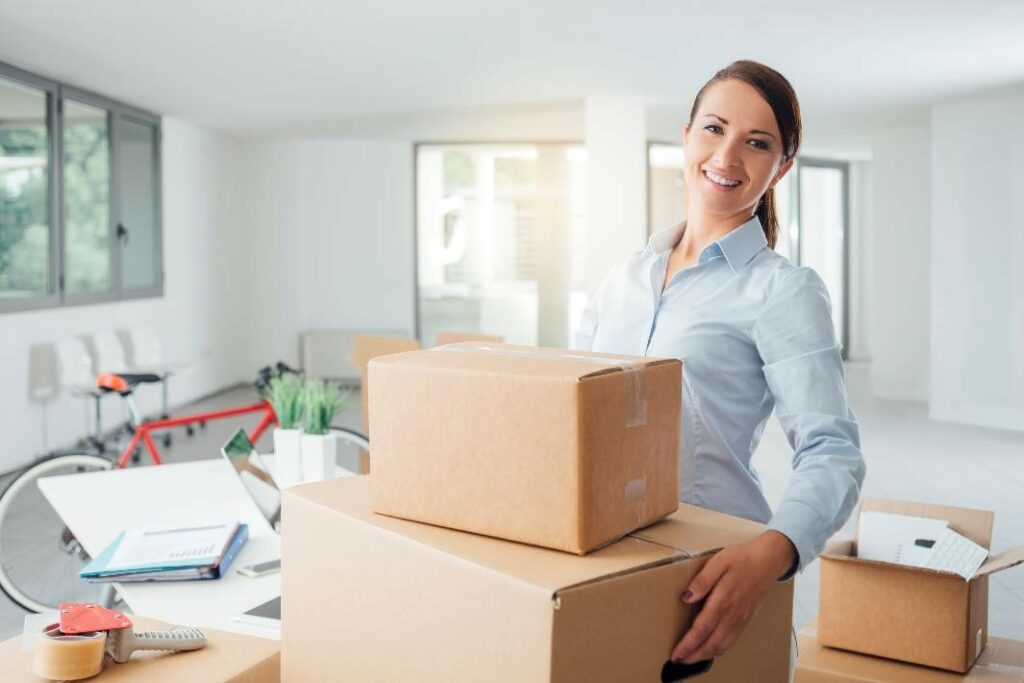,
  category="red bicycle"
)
[0,363,368,613]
